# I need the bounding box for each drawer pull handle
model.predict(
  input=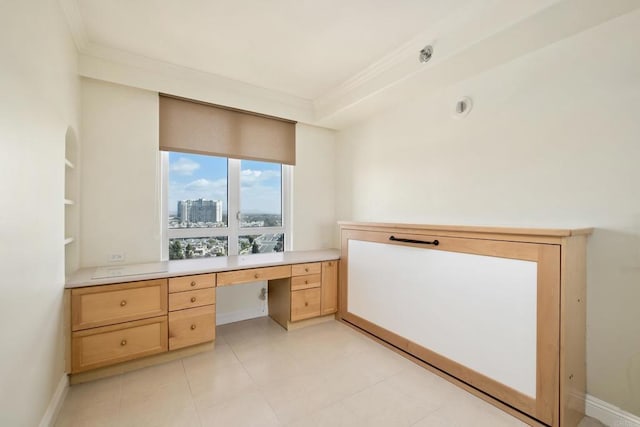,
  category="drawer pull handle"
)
[304,280,308,284]
[190,297,196,303]
[120,300,127,307]
[305,267,309,272]
[389,235,439,246]
[254,273,259,279]
[190,324,196,330]
[190,281,196,287]
[305,302,309,307]
[120,339,127,346]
